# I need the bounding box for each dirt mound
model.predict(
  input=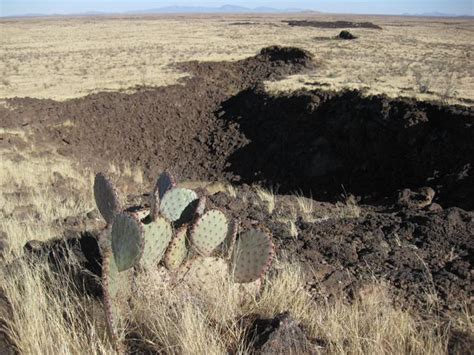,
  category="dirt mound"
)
[0,46,314,181]
[1,50,472,211]
[285,20,382,30]
[257,46,314,65]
